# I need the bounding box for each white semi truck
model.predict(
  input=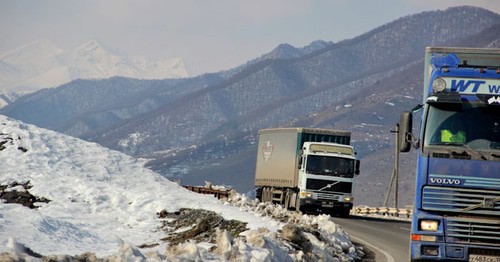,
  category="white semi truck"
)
[254,128,360,217]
